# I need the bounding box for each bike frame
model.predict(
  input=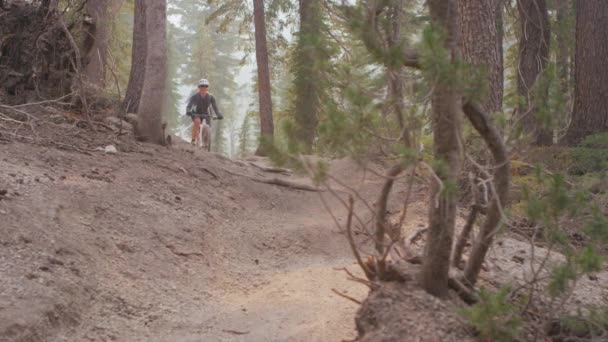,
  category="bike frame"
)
[196,114,215,152]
